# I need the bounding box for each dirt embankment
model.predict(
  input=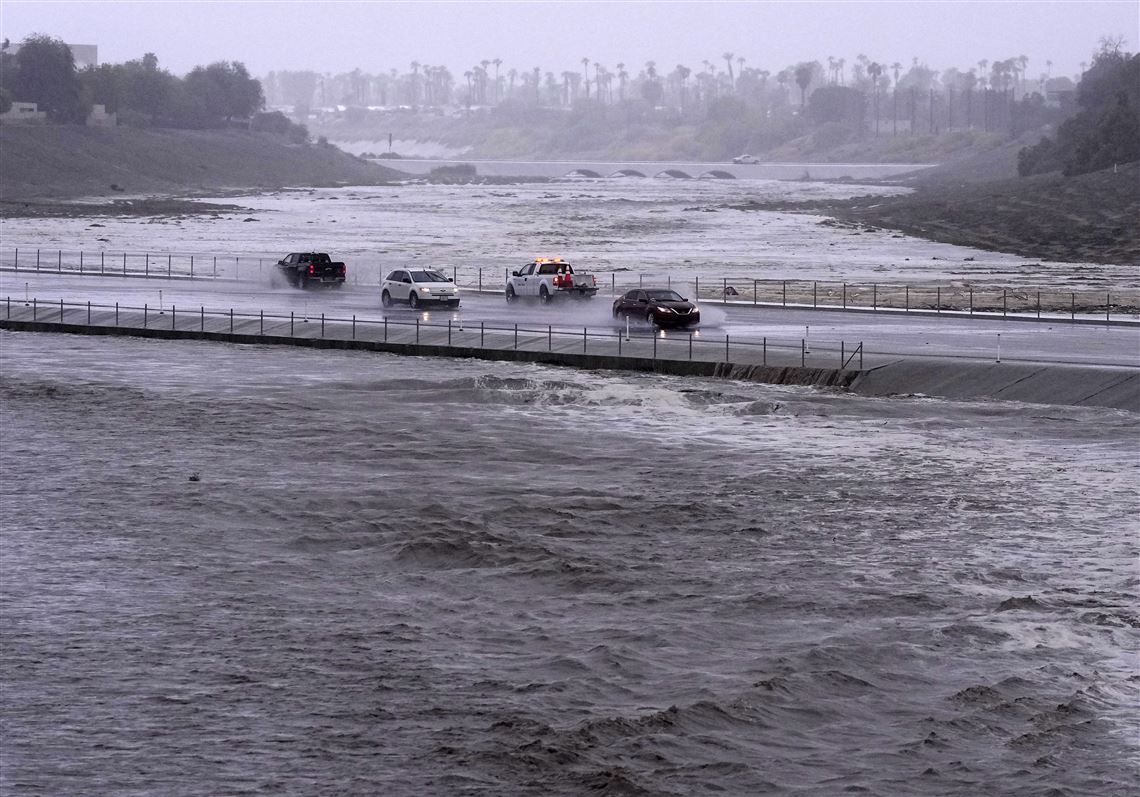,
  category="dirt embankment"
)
[0,125,405,203]
[735,161,1139,266]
